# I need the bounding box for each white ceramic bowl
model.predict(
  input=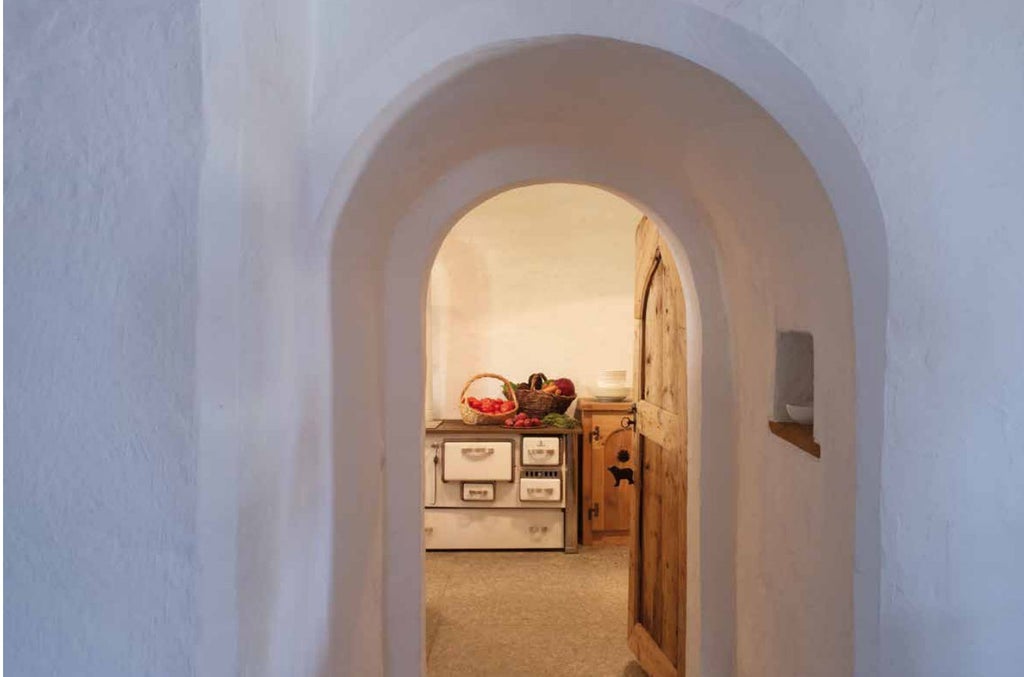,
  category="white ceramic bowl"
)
[786,404,814,425]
